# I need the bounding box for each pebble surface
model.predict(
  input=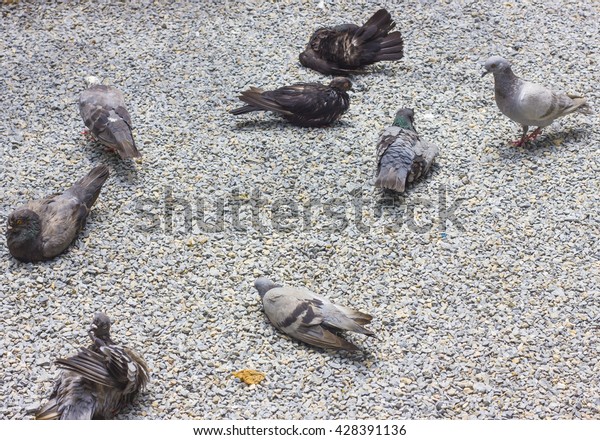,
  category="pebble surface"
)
[1,0,599,420]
